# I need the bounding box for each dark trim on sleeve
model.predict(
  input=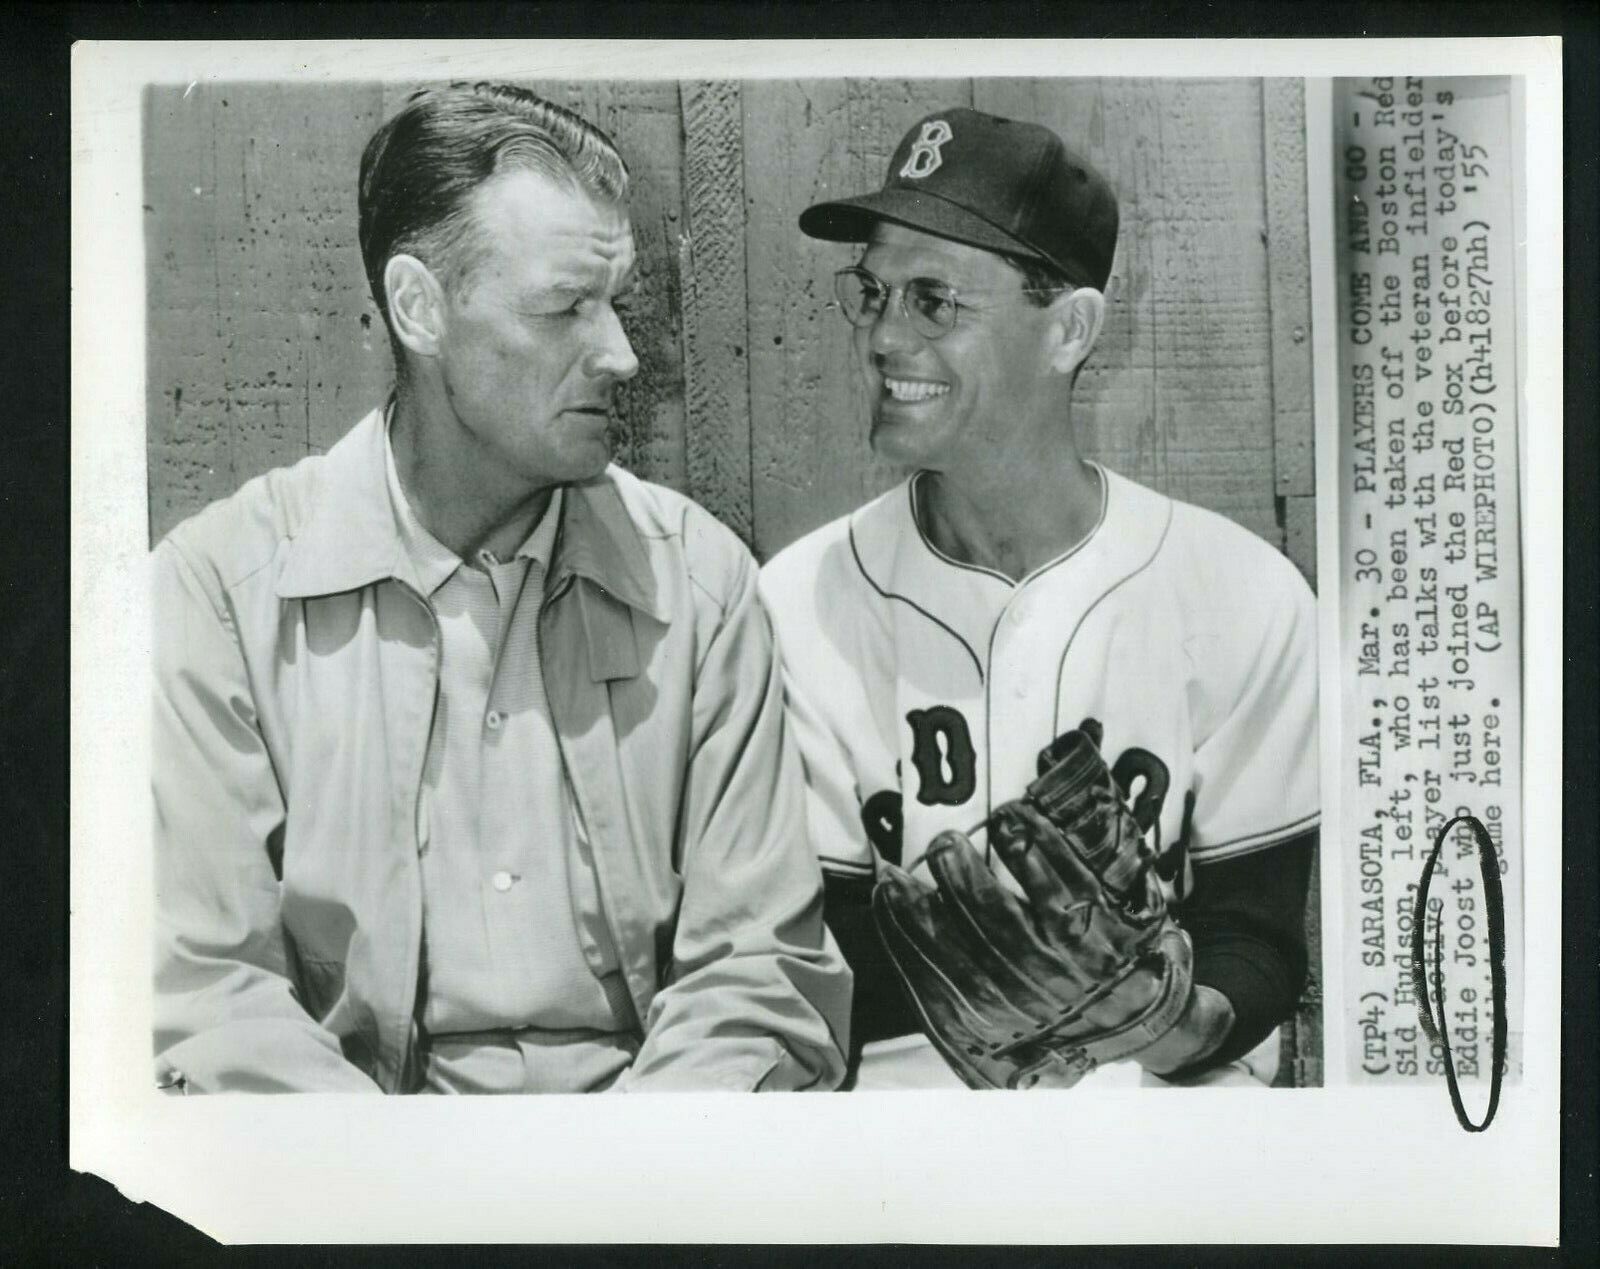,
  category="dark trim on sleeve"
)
[1188,809,1321,863]
[821,869,920,1068]
[1174,828,1317,1075]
